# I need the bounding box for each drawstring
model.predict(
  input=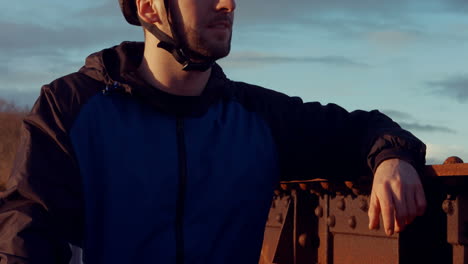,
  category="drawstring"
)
[102,82,122,95]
